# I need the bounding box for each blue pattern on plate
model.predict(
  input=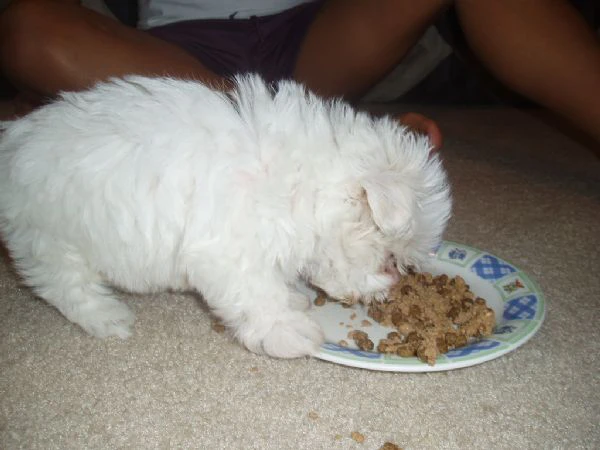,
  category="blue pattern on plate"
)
[448,247,467,260]
[494,324,516,335]
[322,343,381,359]
[503,295,538,320]
[471,254,516,280]
[445,340,501,358]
